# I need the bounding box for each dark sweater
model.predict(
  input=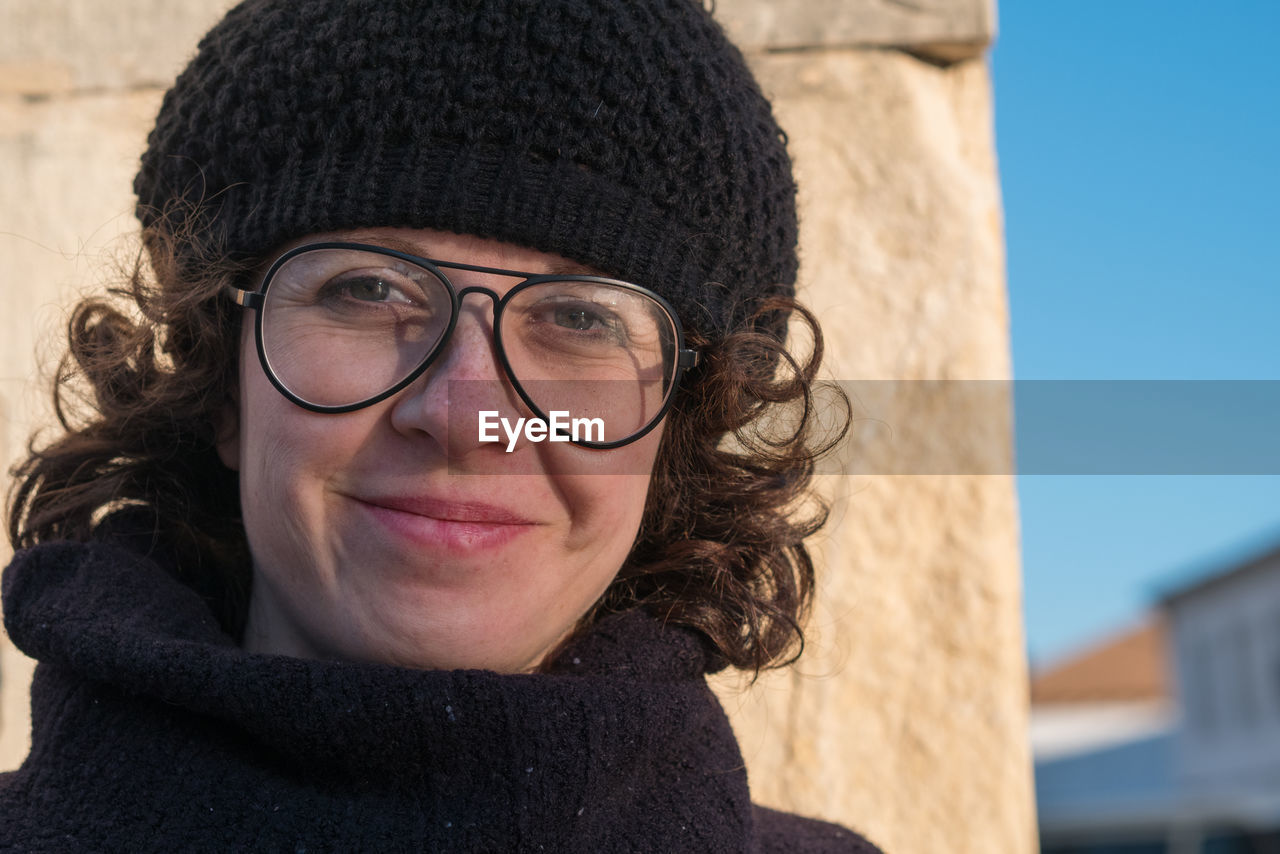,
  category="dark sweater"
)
[0,539,881,853]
